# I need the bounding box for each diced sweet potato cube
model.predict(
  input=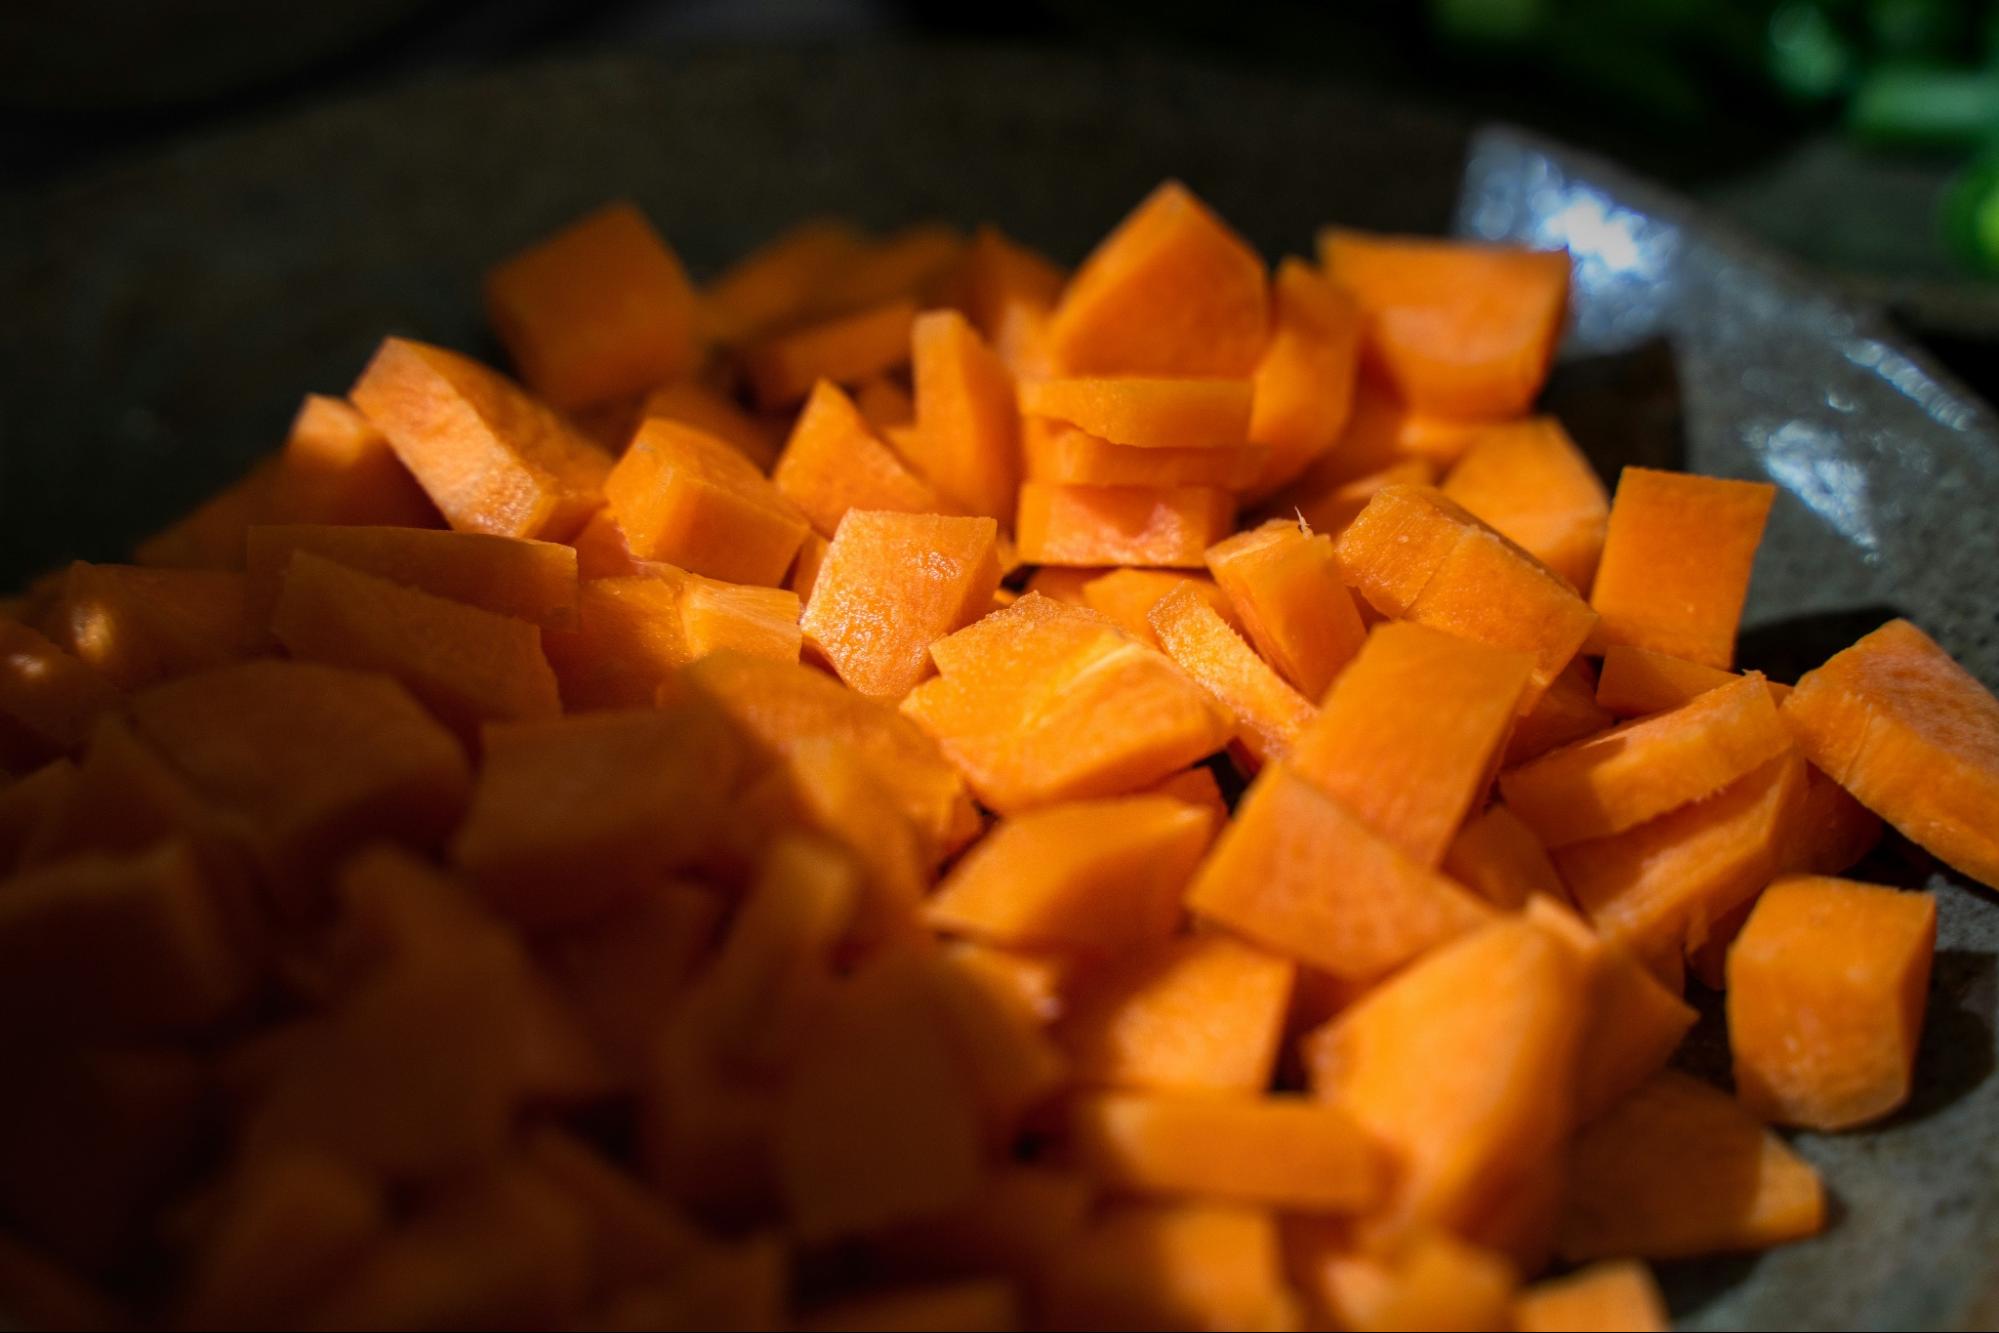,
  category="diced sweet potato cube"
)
[246,524,578,630]
[1558,1071,1825,1261]
[815,225,966,316]
[1441,417,1608,591]
[1021,376,1253,450]
[640,379,782,471]
[957,225,1067,347]
[1022,416,1269,488]
[1505,658,1615,766]
[743,299,918,411]
[773,381,948,537]
[1204,519,1366,700]
[265,394,440,529]
[1016,482,1235,568]
[699,218,869,346]
[1444,804,1567,911]
[1149,583,1317,765]
[1080,569,1238,648]
[1588,468,1776,669]
[544,567,799,710]
[1291,458,1438,538]
[603,417,808,586]
[906,310,1020,523]
[1594,644,1791,718]
[1728,875,1936,1130]
[1246,259,1362,500]
[349,336,610,541]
